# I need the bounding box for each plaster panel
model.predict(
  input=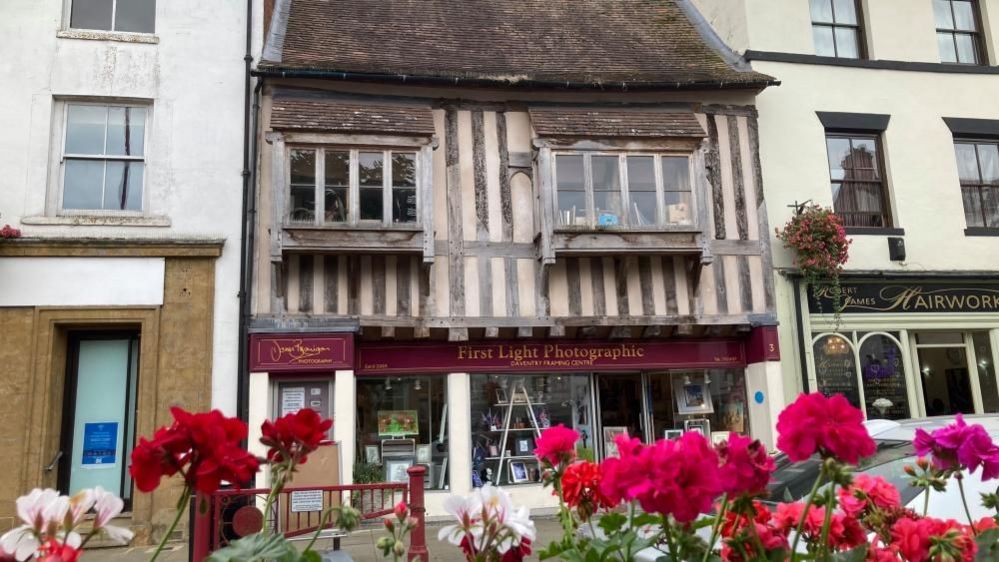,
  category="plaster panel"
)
[0,257,165,306]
